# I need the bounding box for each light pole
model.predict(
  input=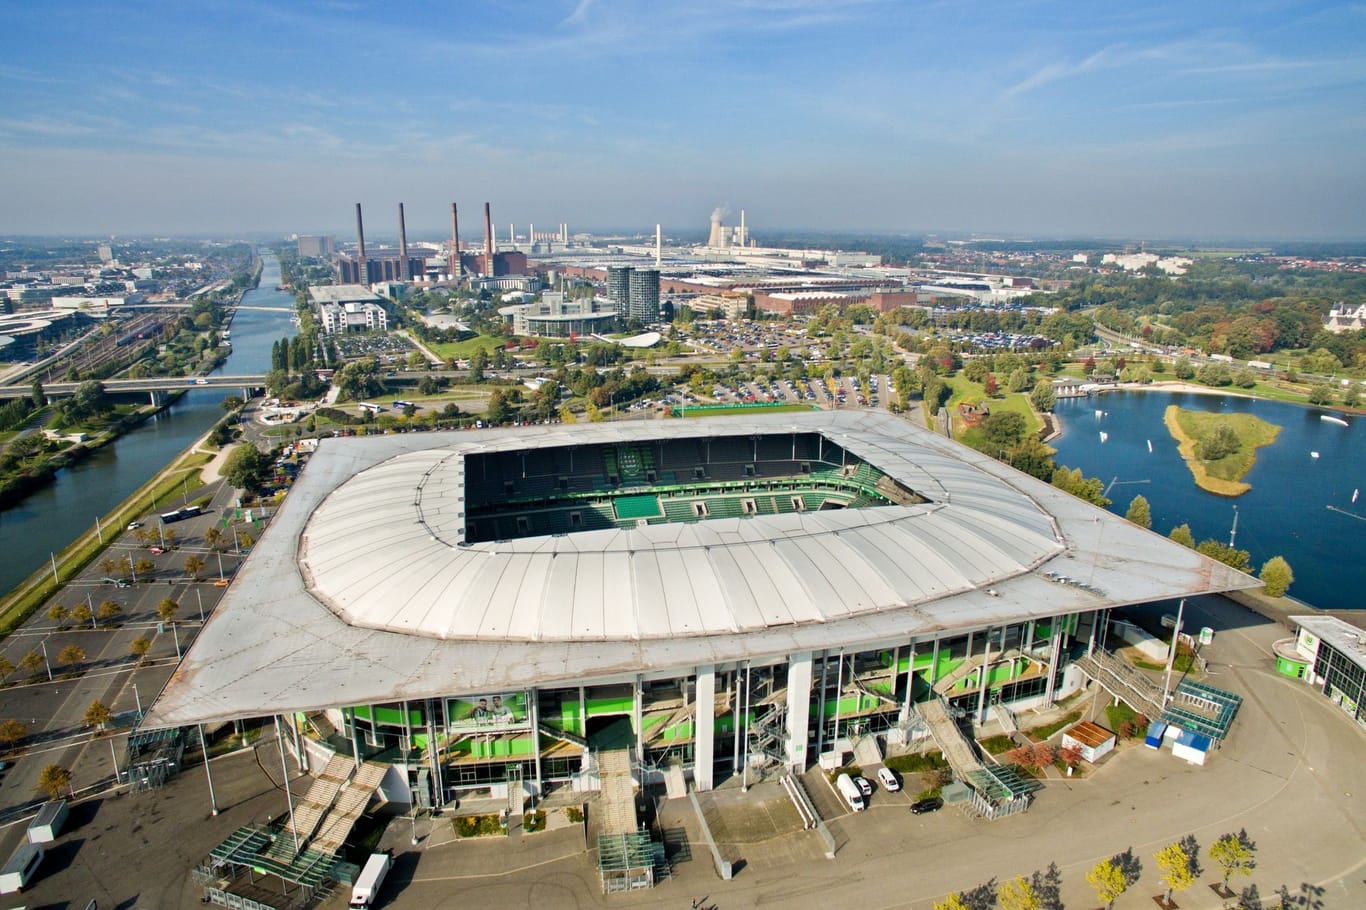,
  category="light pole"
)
[39,638,52,681]
[132,682,142,718]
